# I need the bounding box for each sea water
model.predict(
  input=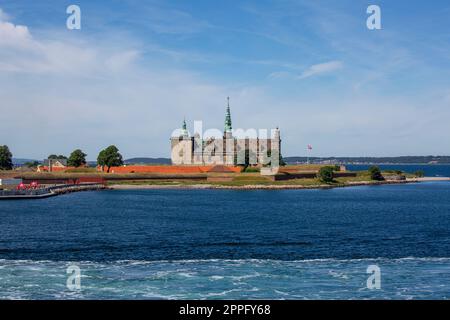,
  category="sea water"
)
[1,180,450,299]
